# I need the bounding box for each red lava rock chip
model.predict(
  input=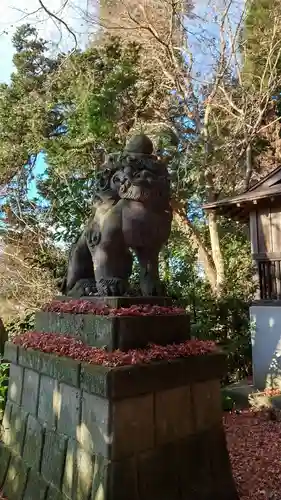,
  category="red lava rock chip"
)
[42,300,186,316]
[224,409,281,500]
[13,331,217,367]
